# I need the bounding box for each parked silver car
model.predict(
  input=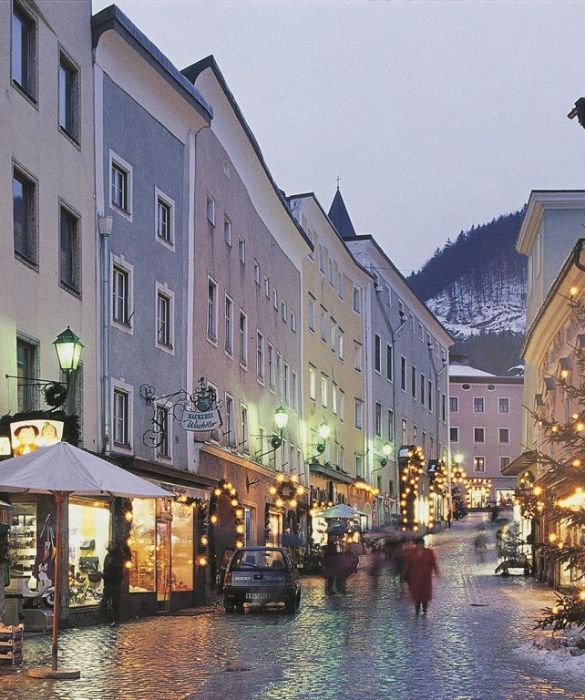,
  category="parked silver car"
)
[222,546,301,614]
